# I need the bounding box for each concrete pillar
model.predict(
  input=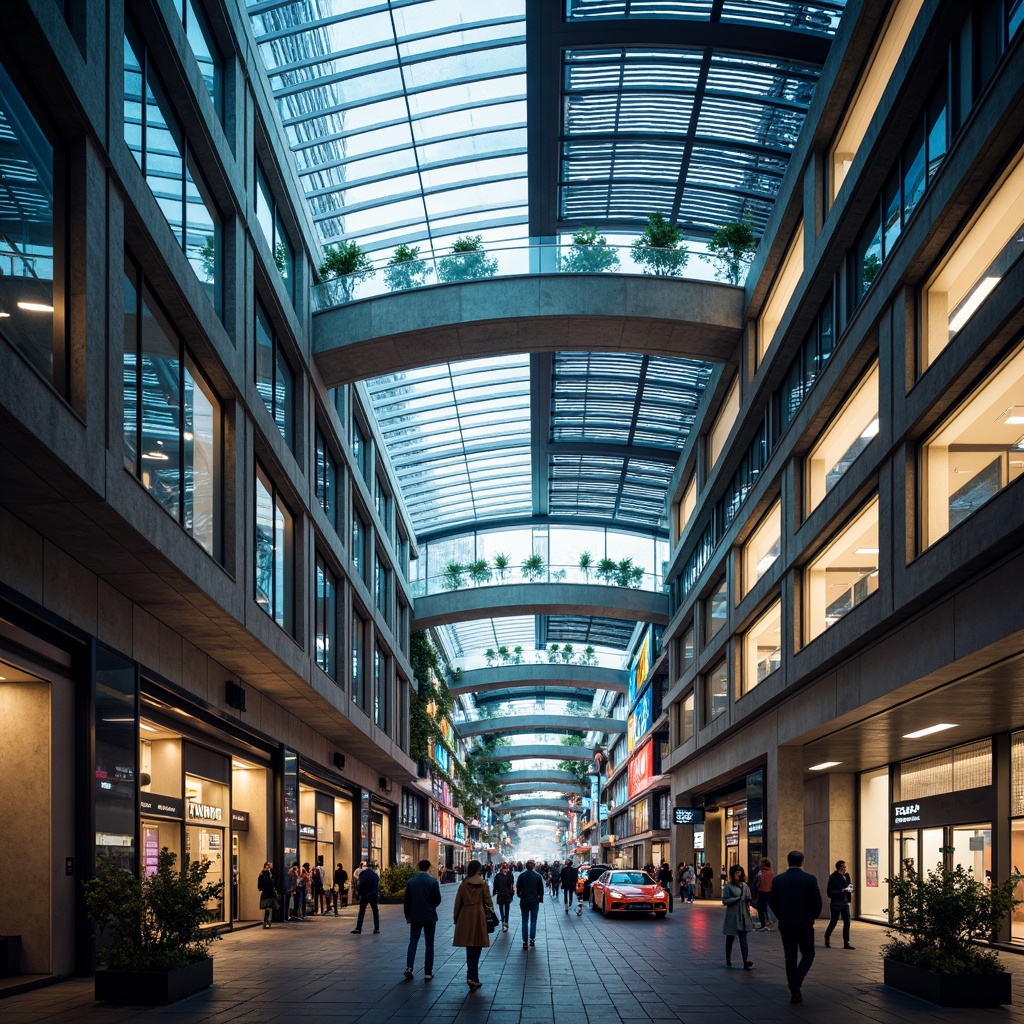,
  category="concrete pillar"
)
[804,772,855,916]
[770,745,804,868]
